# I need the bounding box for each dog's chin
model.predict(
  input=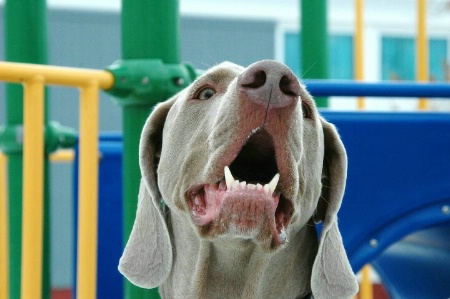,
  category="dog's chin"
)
[187,182,293,250]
